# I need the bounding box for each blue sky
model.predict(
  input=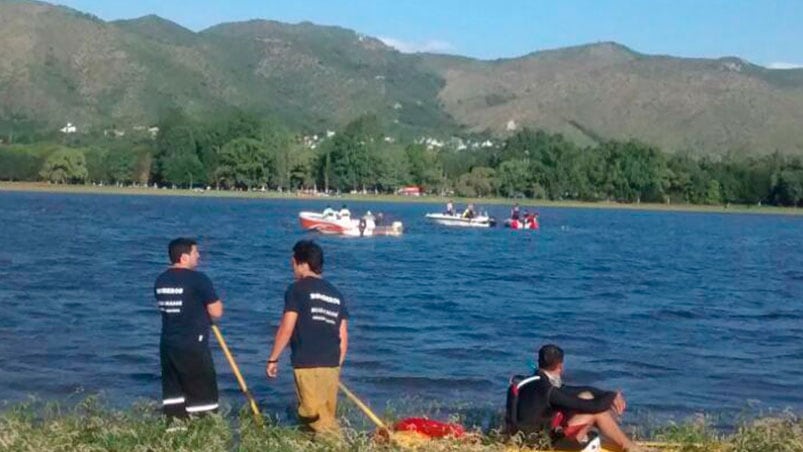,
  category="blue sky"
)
[55,0,803,68]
